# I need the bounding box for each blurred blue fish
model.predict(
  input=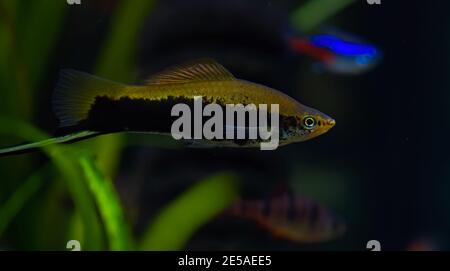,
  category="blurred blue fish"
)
[288,28,382,75]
